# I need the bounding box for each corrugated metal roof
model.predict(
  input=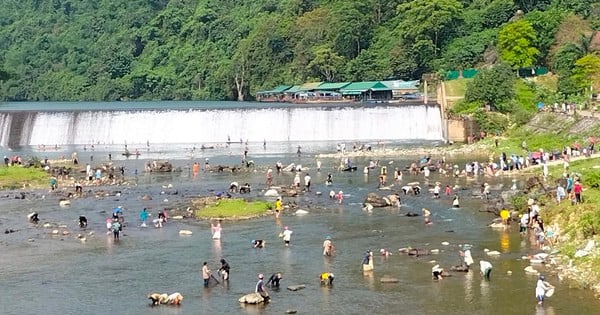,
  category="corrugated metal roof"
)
[381,80,419,90]
[256,85,291,94]
[285,85,301,93]
[340,81,390,93]
[318,82,351,90]
[299,82,323,91]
